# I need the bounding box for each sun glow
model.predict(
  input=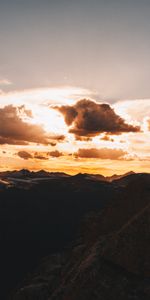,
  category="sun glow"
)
[0,86,92,140]
[28,105,68,135]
